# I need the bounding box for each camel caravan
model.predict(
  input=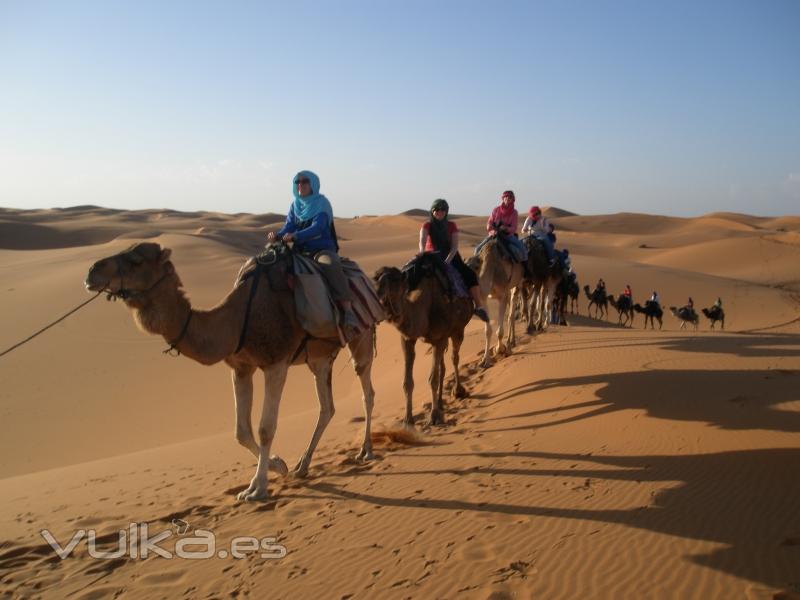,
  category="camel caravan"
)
[580,279,724,331]
[83,174,727,501]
